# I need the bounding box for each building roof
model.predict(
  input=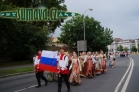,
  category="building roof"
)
[113,38,123,42]
[49,37,54,41]
[49,37,59,42]
[129,40,135,43]
[113,38,136,43]
[52,37,59,42]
